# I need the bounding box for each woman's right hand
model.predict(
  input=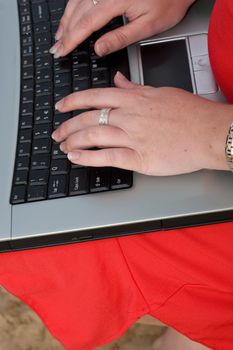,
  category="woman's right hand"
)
[50,0,196,58]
